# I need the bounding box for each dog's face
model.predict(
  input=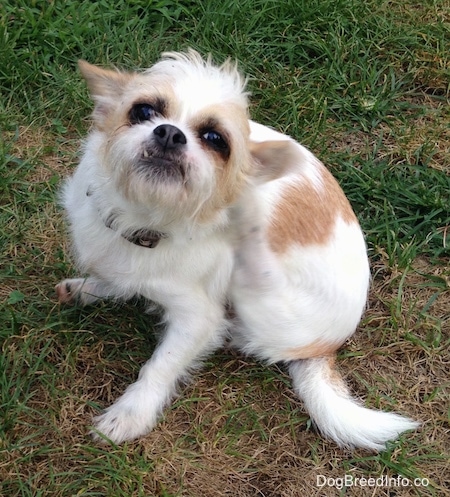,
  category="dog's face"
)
[79,52,252,222]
